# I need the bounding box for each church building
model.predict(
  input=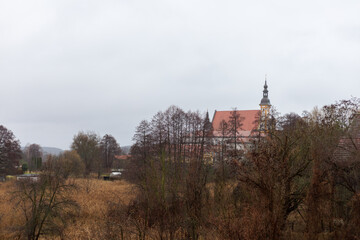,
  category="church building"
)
[210,81,271,150]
